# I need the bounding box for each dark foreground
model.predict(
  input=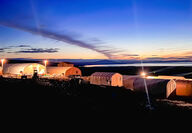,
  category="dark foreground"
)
[0,77,192,122]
